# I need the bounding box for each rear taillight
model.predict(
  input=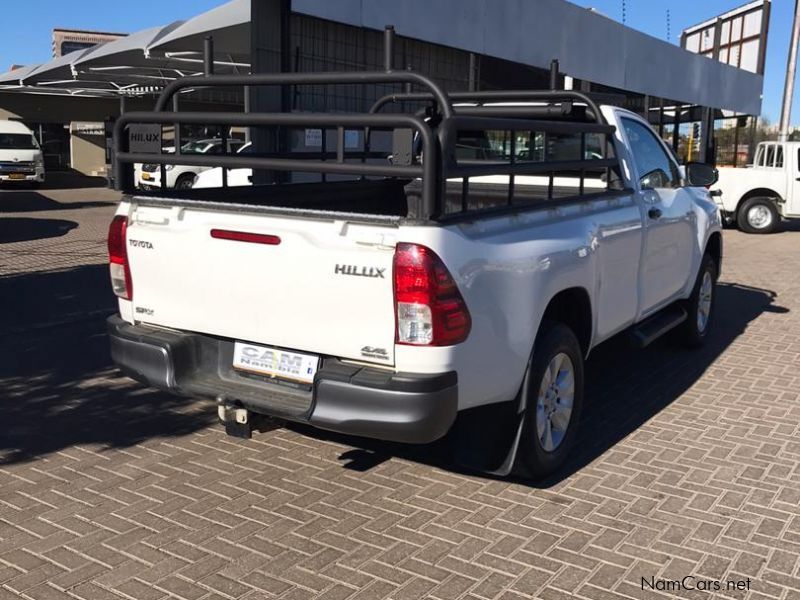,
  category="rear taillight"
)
[108,215,132,300]
[393,243,471,346]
